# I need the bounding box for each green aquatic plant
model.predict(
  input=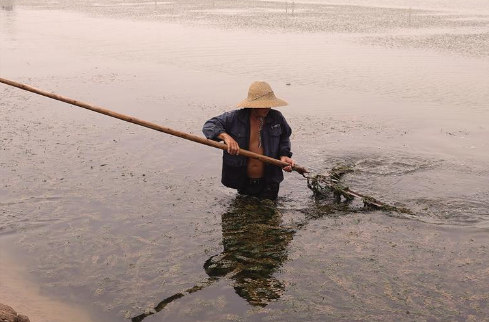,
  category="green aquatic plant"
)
[306,164,355,202]
[306,164,414,215]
